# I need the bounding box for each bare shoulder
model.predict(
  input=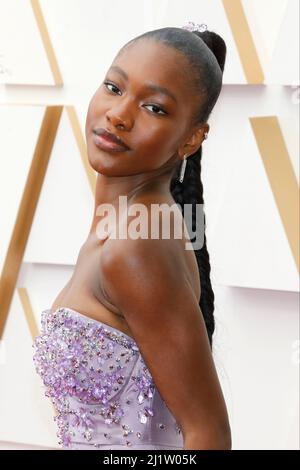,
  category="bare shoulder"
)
[99,233,230,445]
[99,188,199,302]
[100,187,184,261]
[99,188,197,321]
[100,233,185,304]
